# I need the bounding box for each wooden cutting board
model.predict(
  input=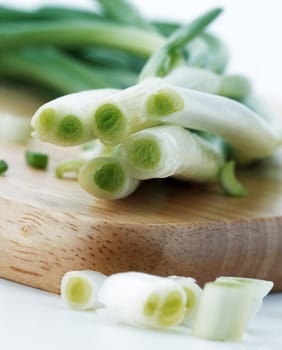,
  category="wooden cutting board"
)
[0,87,282,293]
